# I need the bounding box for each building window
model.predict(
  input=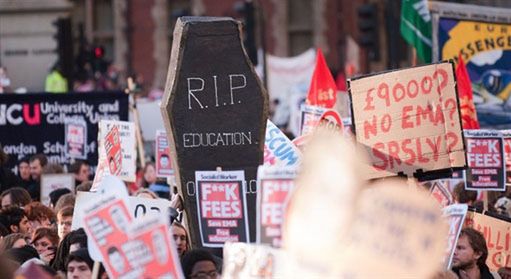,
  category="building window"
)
[288,0,313,56]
